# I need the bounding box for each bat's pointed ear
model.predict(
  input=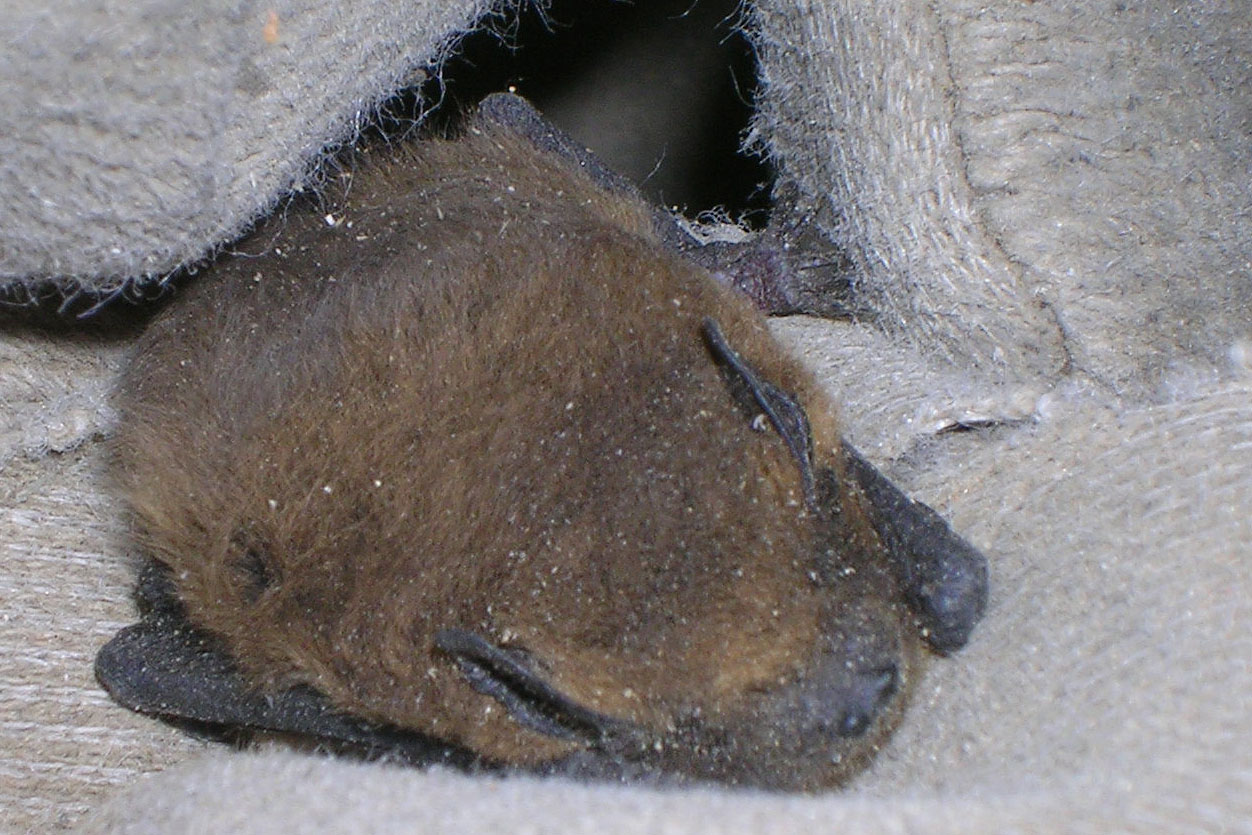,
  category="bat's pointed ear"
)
[702,317,819,509]
[434,629,632,744]
[841,447,989,653]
